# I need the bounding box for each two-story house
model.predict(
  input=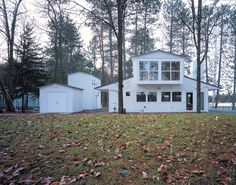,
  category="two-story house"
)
[97,50,218,112]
